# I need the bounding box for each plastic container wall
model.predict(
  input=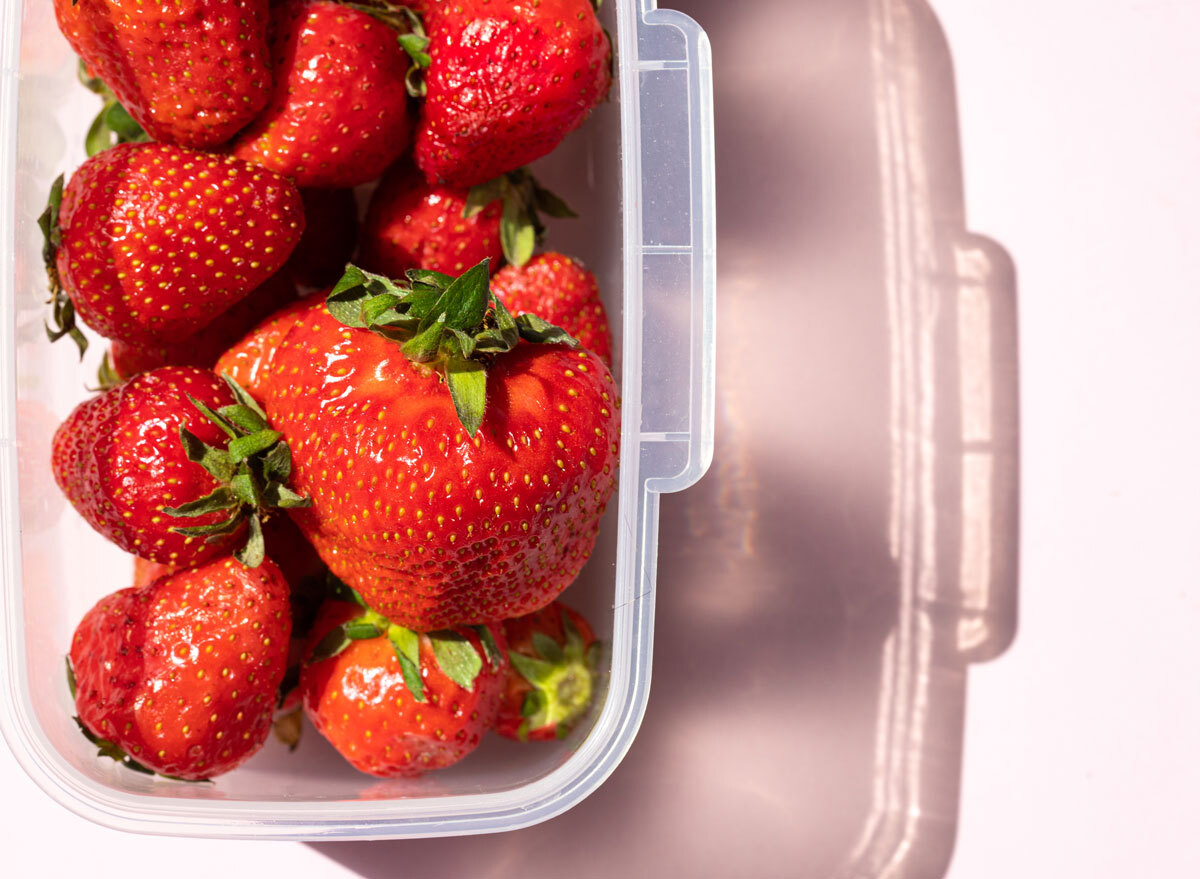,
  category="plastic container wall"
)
[0,0,716,839]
